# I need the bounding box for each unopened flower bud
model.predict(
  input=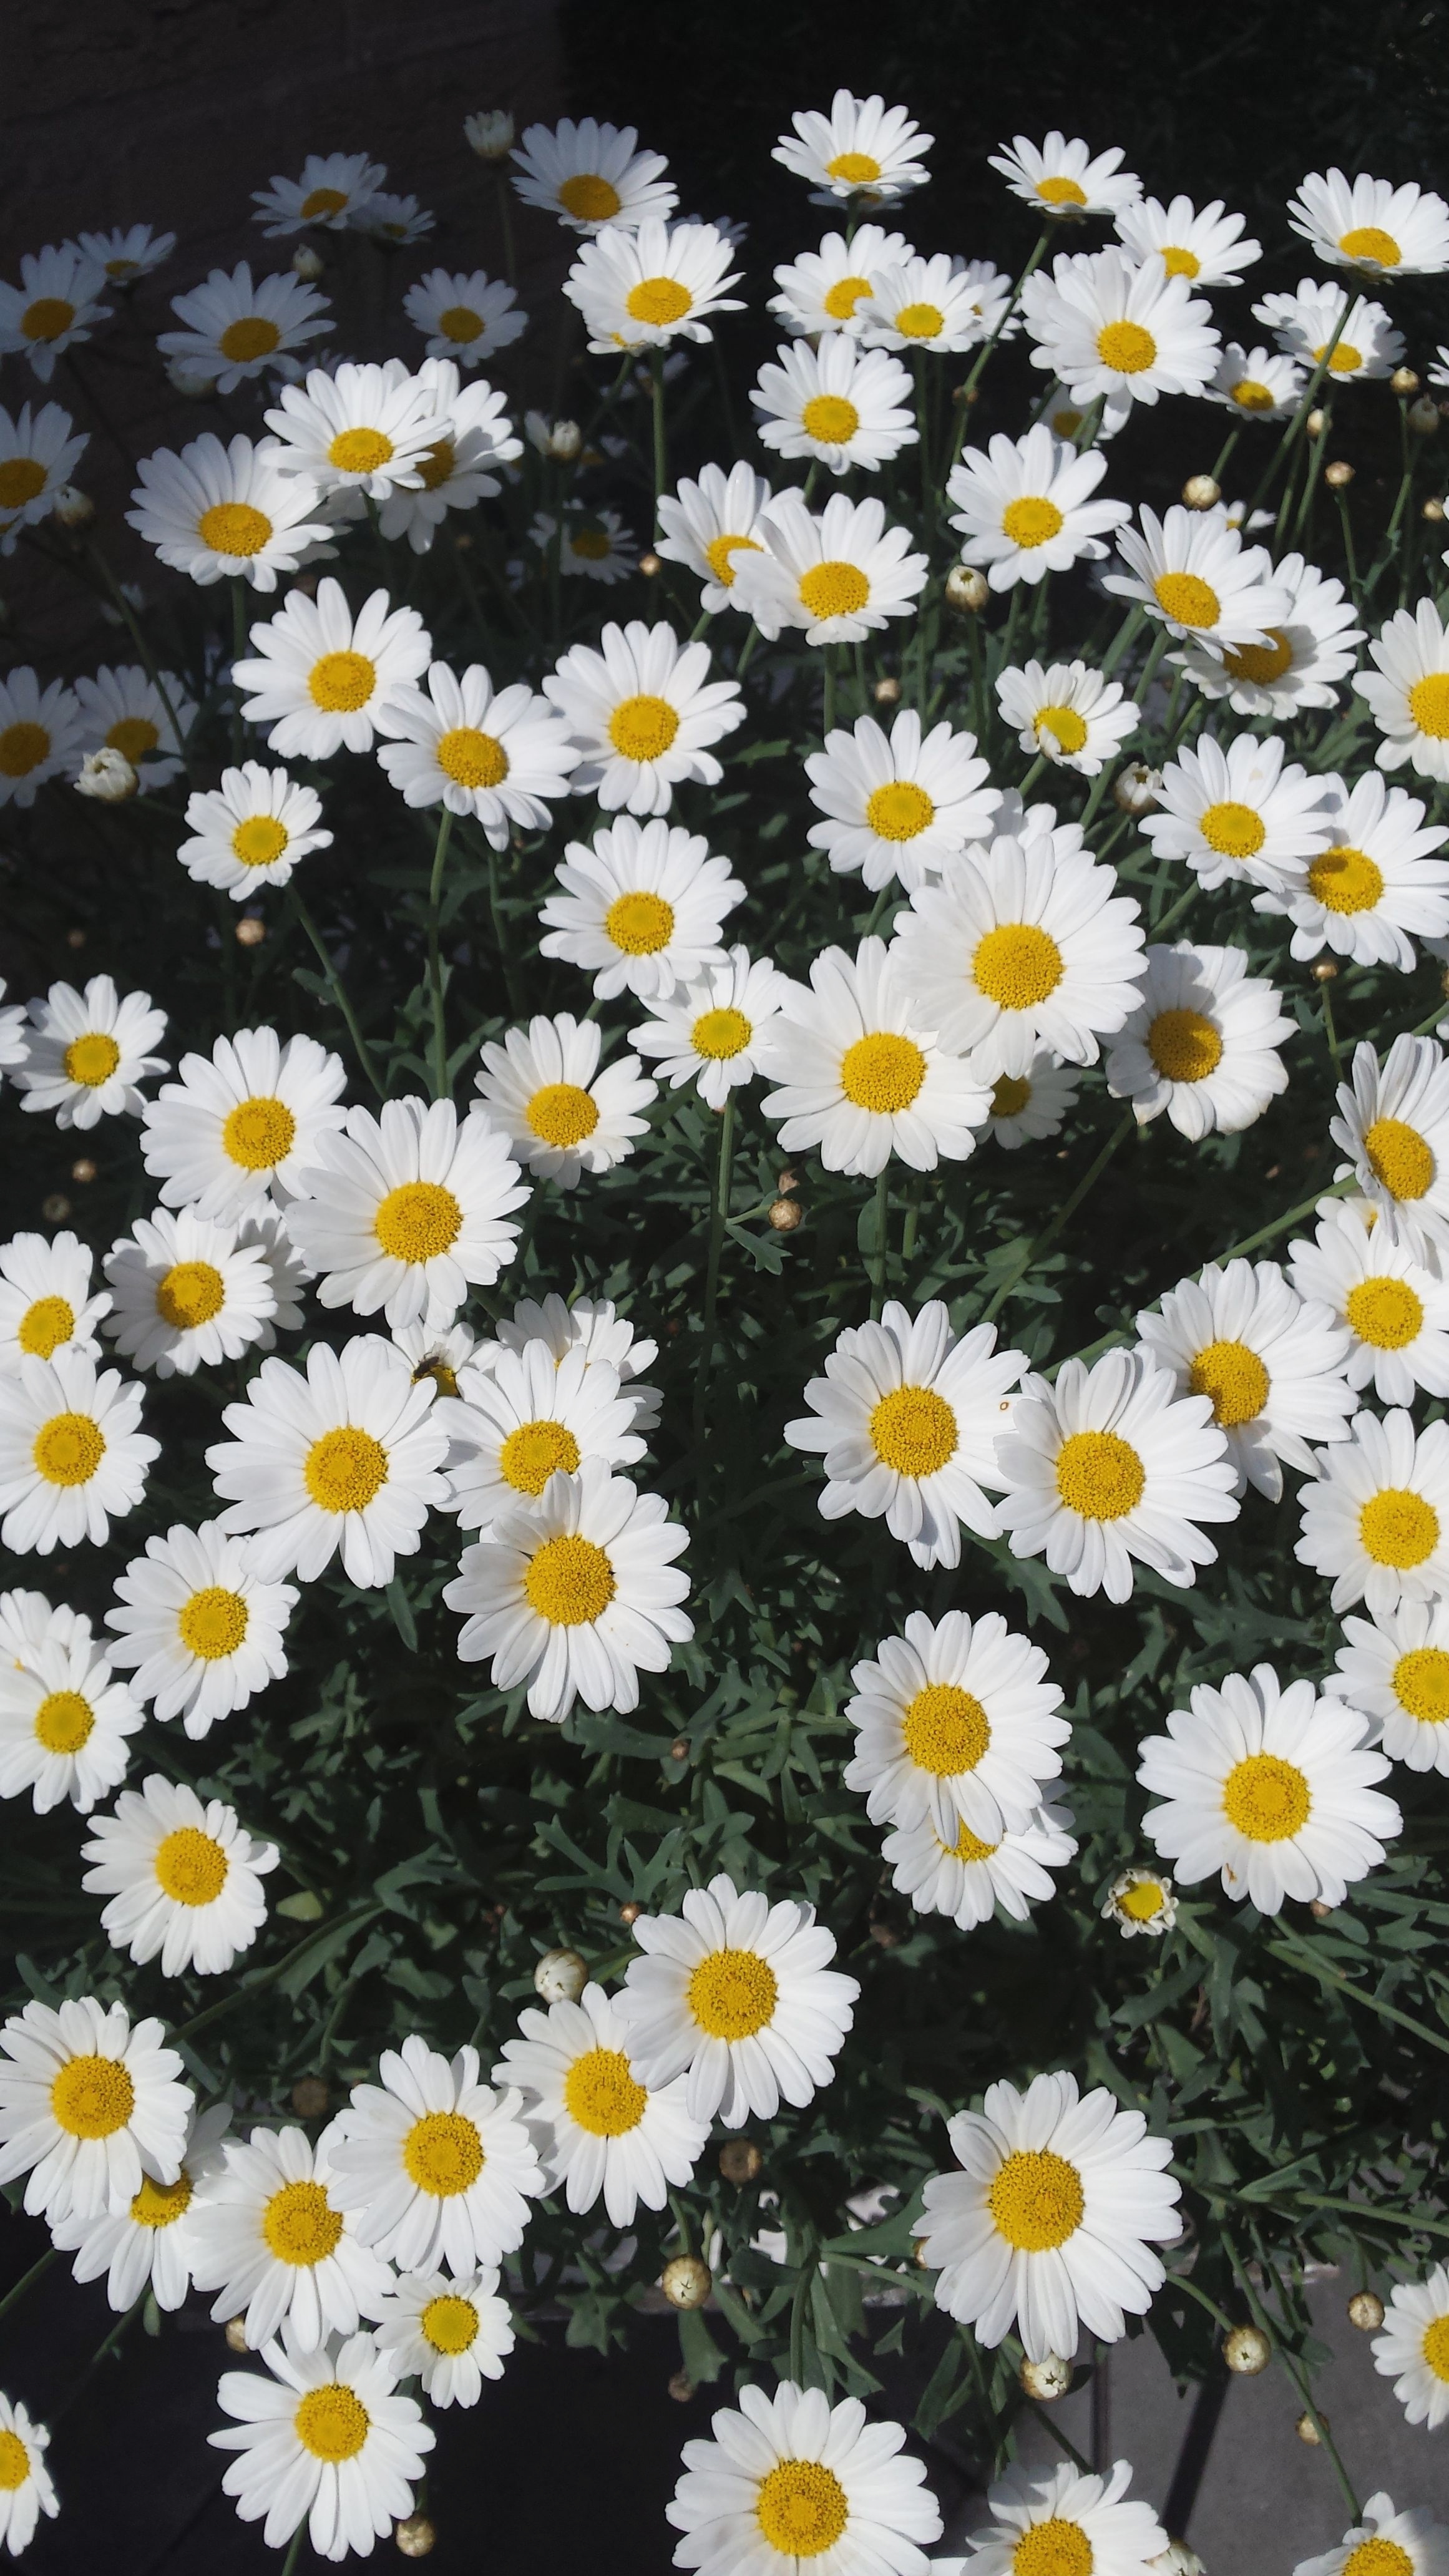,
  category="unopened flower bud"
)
[1223,2323,1271,2375]
[66,927,86,949]
[719,2139,763,2184]
[1409,396,1440,436]
[1018,2353,1072,2401]
[1348,2290,1385,2331]
[235,915,266,947]
[944,564,990,613]
[1310,1896,1334,1915]
[1148,2546,1204,2576]
[1423,496,1446,522]
[668,2369,695,2403]
[874,675,902,705]
[639,552,662,577]
[668,1737,689,1762]
[1181,474,1220,510]
[291,245,325,283]
[1295,2411,1323,2446]
[1392,366,1421,397]
[534,1947,588,2004]
[661,2255,712,2310]
[41,1195,71,1223]
[1305,407,1327,441]
[69,1158,96,1184]
[618,1900,643,1925]
[291,2076,329,2118]
[1114,760,1161,816]
[527,412,583,461]
[768,1197,804,1231]
[224,2316,250,2354]
[51,483,94,528]
[1310,960,1338,983]
[1324,459,1354,489]
[395,2513,436,2557]
[465,109,516,160]
[76,746,137,803]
